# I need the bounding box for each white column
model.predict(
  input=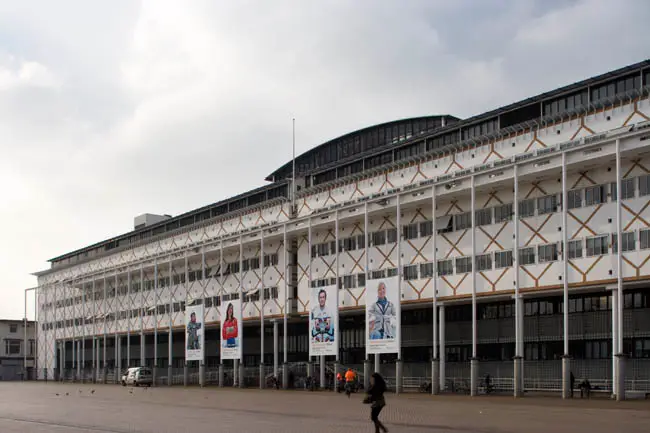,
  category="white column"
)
[126,270,131,368]
[334,209,340,392]
[140,265,145,367]
[168,259,173,386]
[308,217,313,369]
[615,139,625,401]
[432,185,439,394]
[220,240,226,374]
[611,287,618,397]
[364,202,370,367]
[273,319,279,377]
[470,176,478,397]
[260,232,265,389]
[102,275,107,381]
[113,273,118,383]
[200,247,206,387]
[514,164,524,397]
[396,193,403,395]
[561,151,571,399]
[92,280,96,379]
[238,236,244,388]
[72,284,76,381]
[153,260,159,381]
[282,225,289,389]
[439,304,446,390]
